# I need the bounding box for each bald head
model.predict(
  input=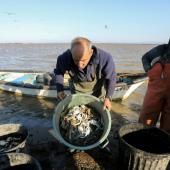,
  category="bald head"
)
[71,37,93,69]
[71,37,92,48]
